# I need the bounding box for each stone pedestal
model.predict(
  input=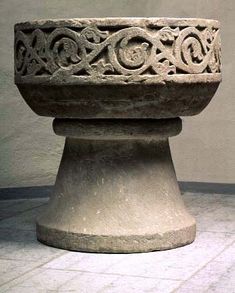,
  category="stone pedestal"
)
[37,118,196,252]
[15,17,221,252]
